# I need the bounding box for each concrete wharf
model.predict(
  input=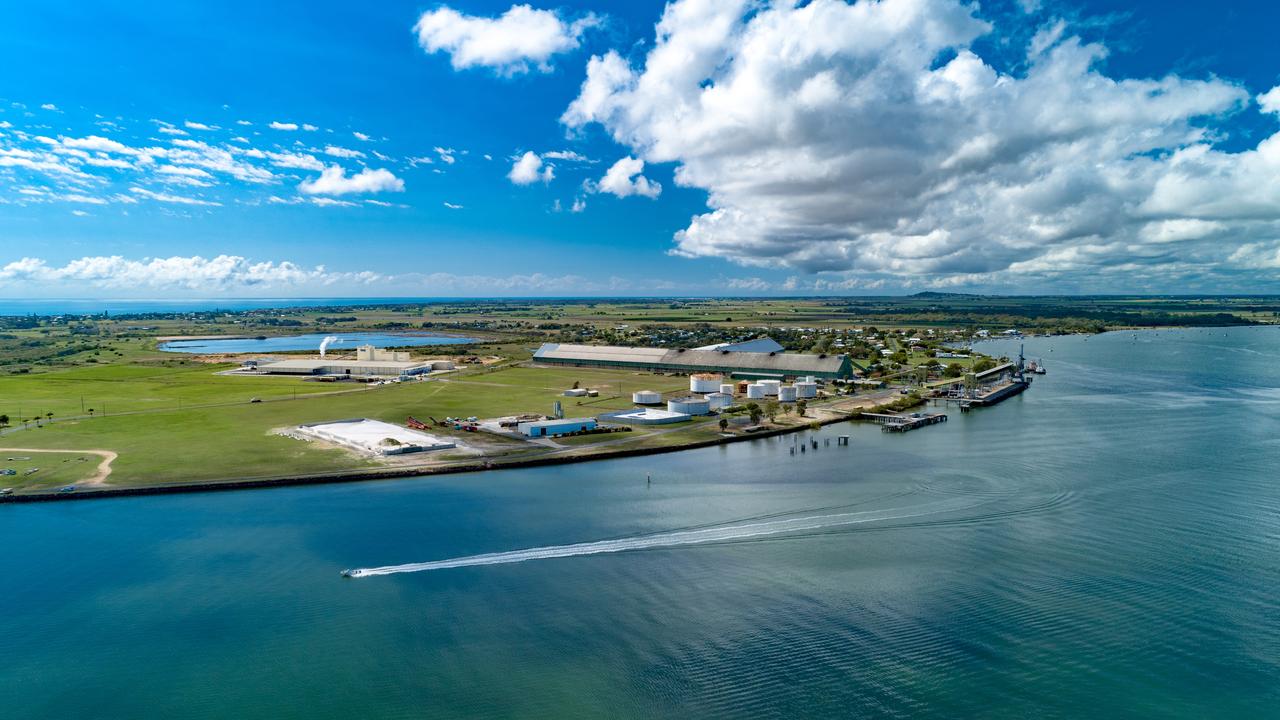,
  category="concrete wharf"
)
[861,412,949,432]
